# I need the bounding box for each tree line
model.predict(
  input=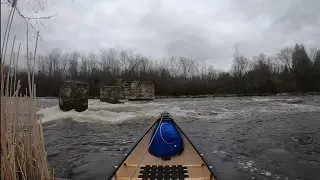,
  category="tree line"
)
[9,43,320,97]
